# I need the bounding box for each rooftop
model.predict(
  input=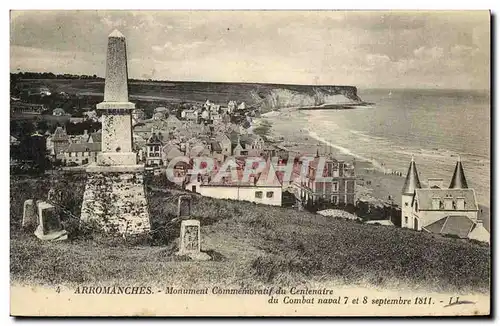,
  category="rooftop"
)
[414,188,478,211]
